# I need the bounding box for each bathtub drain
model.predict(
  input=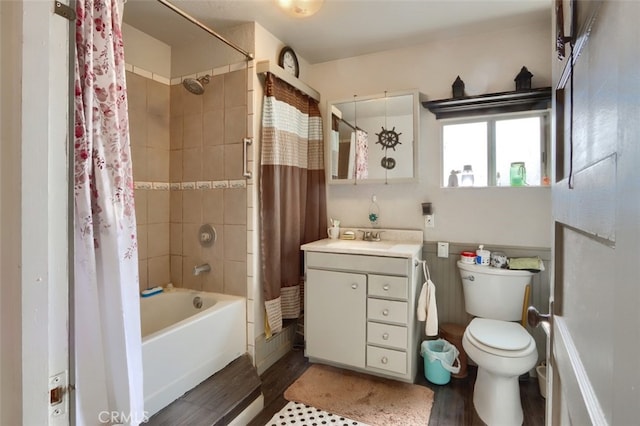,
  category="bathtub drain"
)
[193,296,203,309]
